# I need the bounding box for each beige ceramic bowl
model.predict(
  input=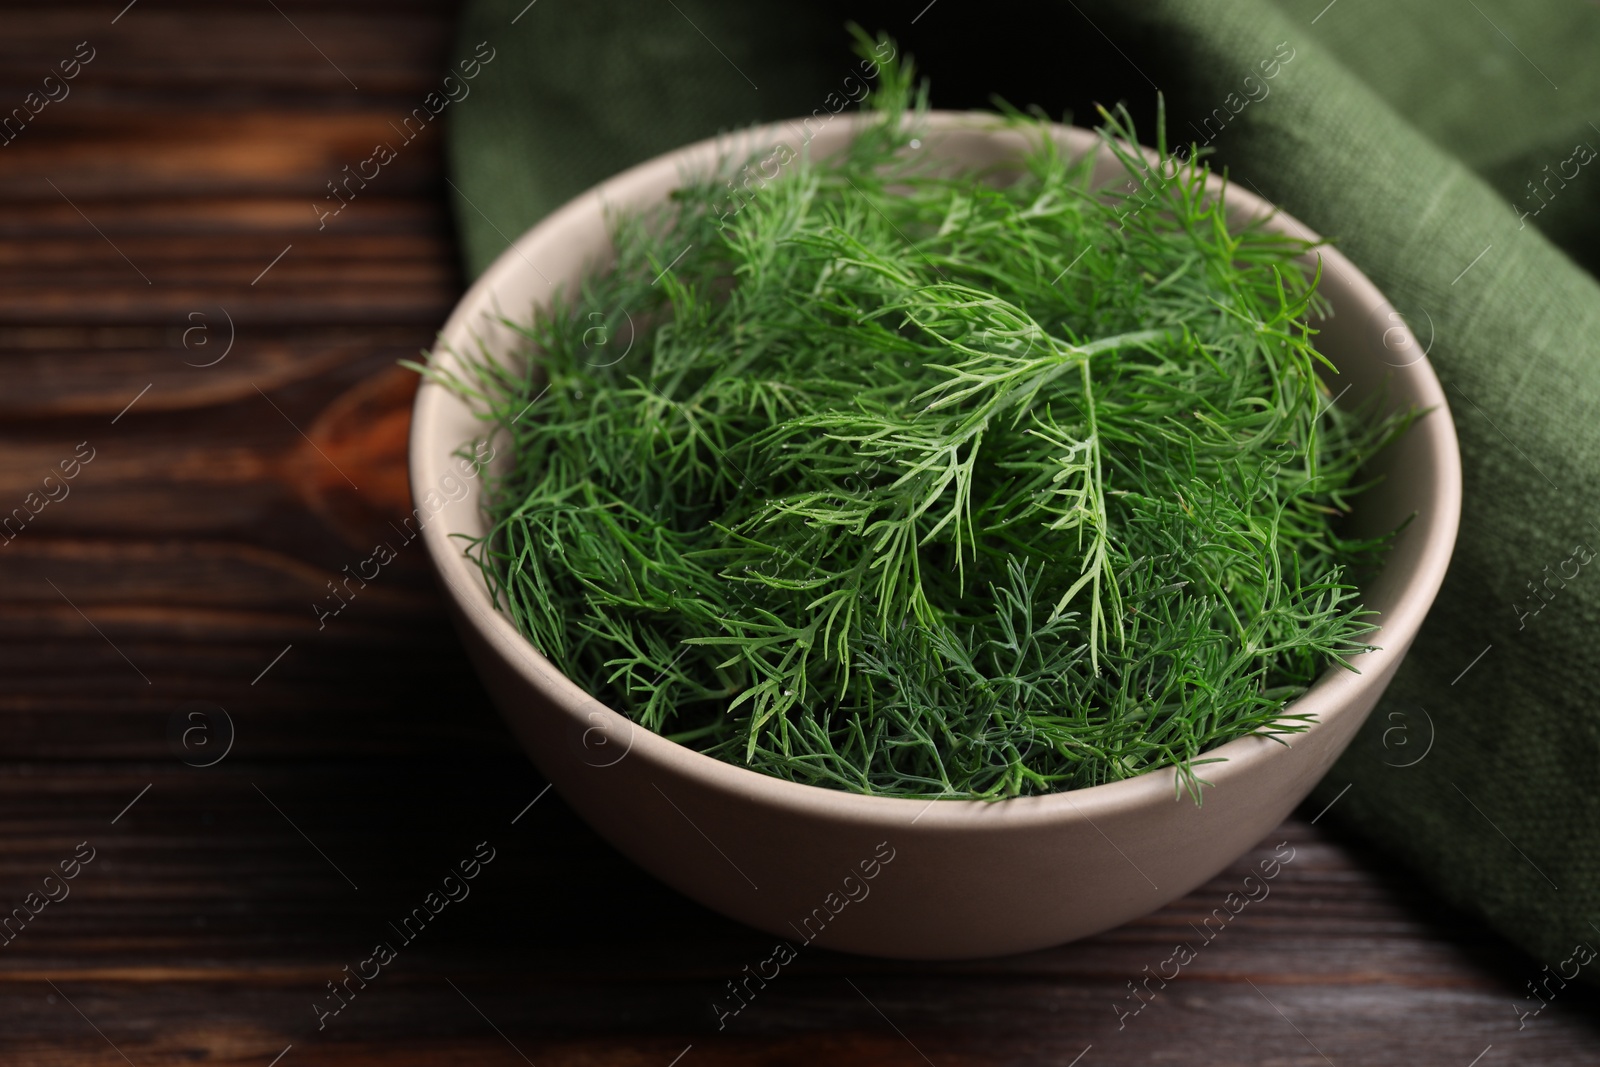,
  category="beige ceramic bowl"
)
[411,112,1461,959]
